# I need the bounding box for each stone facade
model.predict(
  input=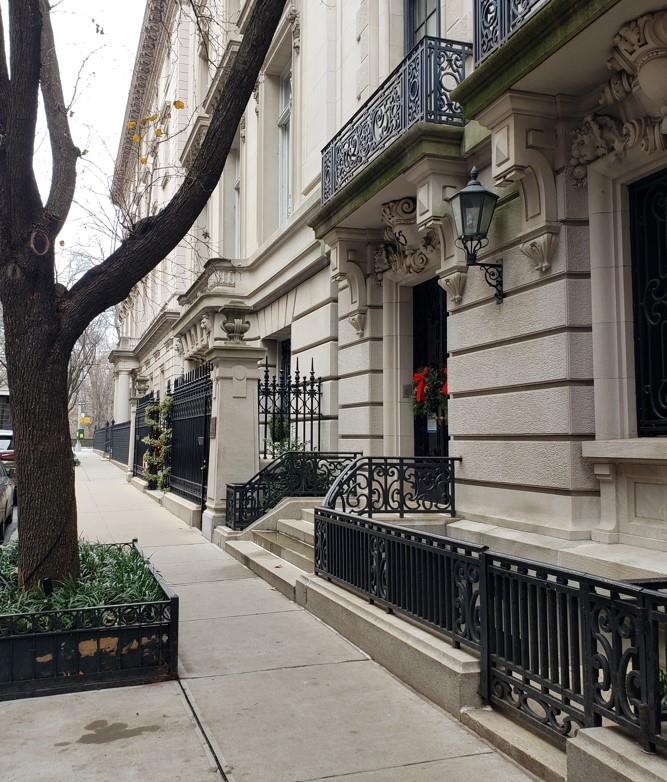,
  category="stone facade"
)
[111,0,667,562]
